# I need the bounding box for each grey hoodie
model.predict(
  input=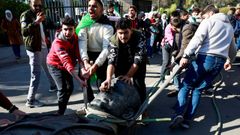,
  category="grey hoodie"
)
[184,13,236,62]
